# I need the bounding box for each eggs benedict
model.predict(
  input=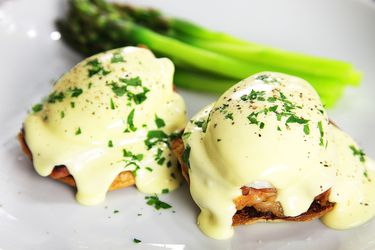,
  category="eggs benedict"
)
[172,72,375,239]
[19,47,187,206]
